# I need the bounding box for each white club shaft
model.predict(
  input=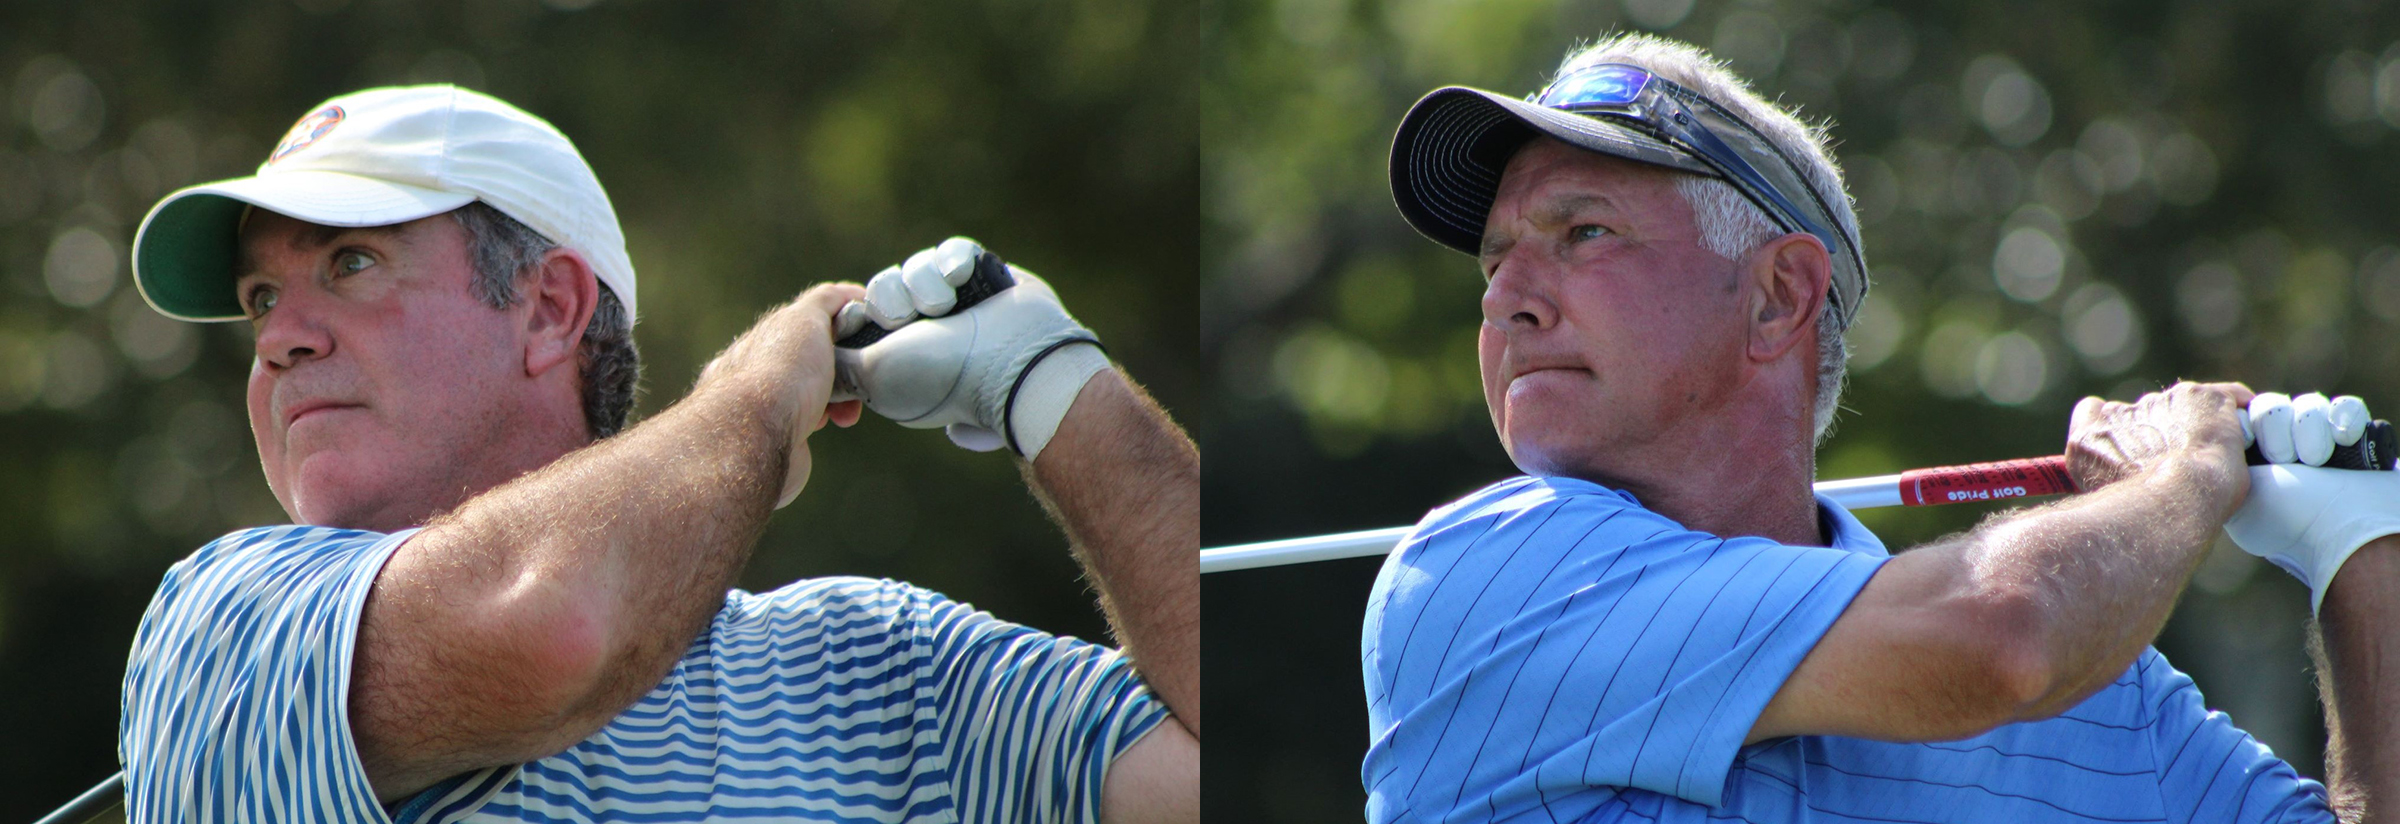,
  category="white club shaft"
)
[1201,470,1908,574]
